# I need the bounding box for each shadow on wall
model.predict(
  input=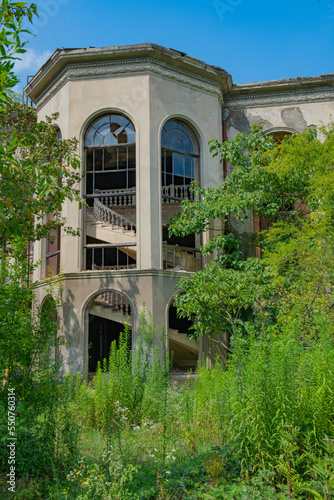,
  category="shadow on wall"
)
[61,274,140,375]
